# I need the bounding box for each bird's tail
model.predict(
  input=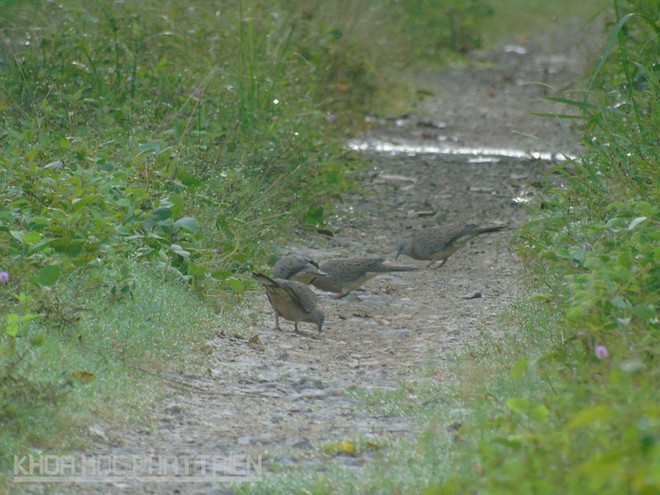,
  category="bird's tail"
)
[469,224,508,236]
[372,263,421,273]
